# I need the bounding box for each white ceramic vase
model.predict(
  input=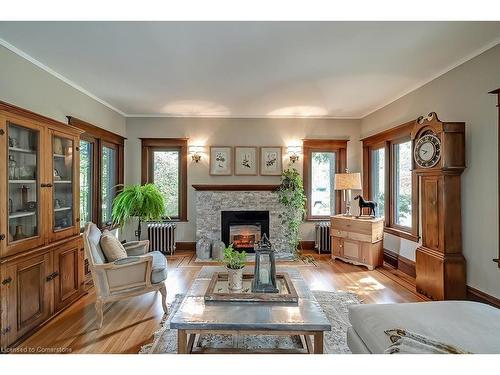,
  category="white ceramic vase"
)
[227,267,243,290]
